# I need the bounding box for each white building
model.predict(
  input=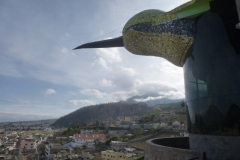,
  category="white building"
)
[44,128,52,132]
[20,138,37,149]
[159,112,174,118]
[110,141,128,152]
[5,142,16,148]
[81,130,93,134]
[65,134,106,148]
